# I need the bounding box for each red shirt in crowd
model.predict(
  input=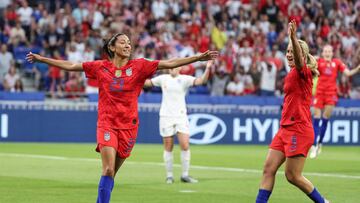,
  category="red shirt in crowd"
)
[82,58,159,129]
[281,64,313,127]
[316,58,346,95]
